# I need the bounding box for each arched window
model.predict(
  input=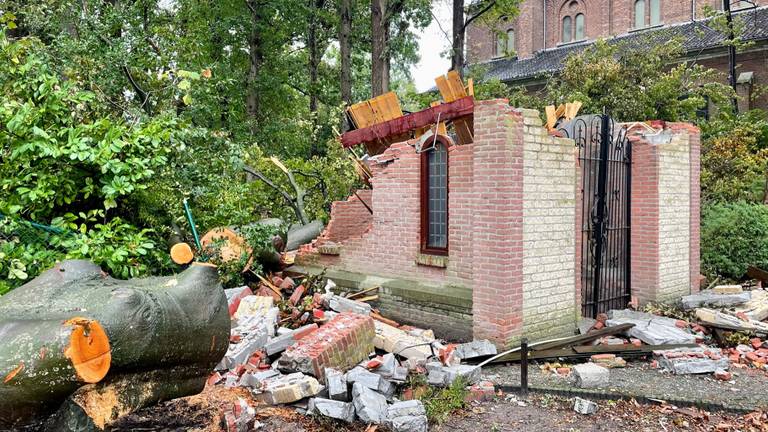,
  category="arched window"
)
[574,13,585,40]
[421,140,449,254]
[506,29,515,54]
[495,29,514,57]
[650,0,661,25]
[634,0,646,28]
[562,16,572,43]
